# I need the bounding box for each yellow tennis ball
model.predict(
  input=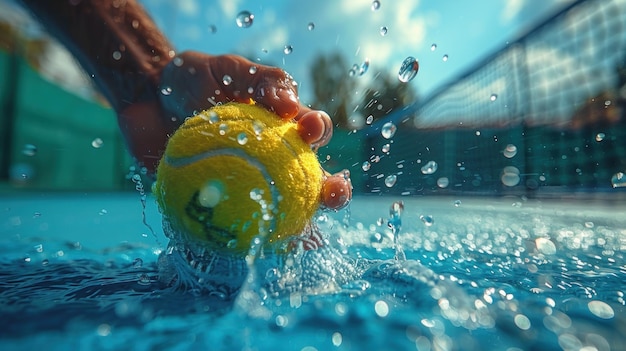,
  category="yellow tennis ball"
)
[154,102,323,255]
